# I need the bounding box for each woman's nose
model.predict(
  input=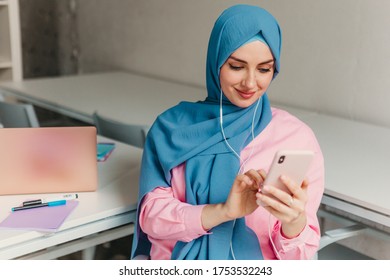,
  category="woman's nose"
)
[242,71,256,89]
